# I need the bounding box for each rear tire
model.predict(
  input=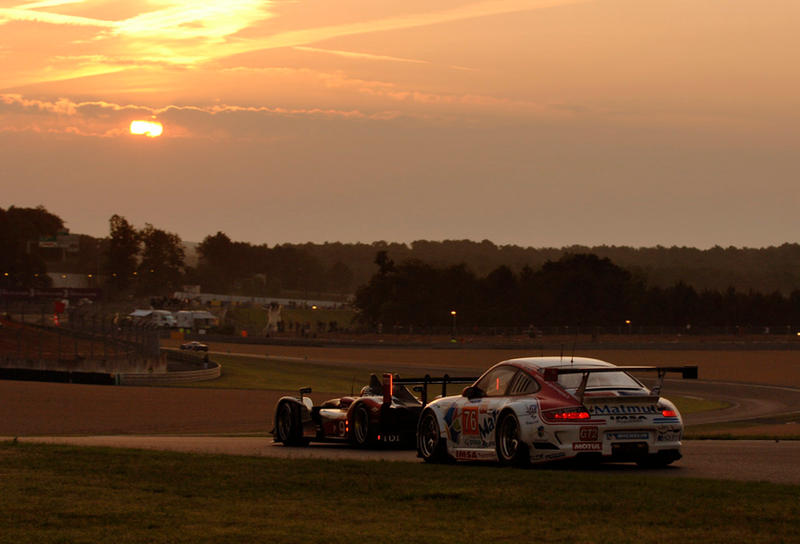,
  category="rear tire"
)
[350,404,373,447]
[496,412,529,467]
[417,410,451,463]
[274,401,307,446]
